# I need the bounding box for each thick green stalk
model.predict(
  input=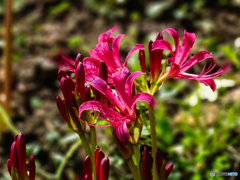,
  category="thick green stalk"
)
[90,126,97,153]
[79,133,97,179]
[79,133,92,158]
[126,158,139,180]
[149,106,158,180]
[133,144,143,180]
[90,126,97,180]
